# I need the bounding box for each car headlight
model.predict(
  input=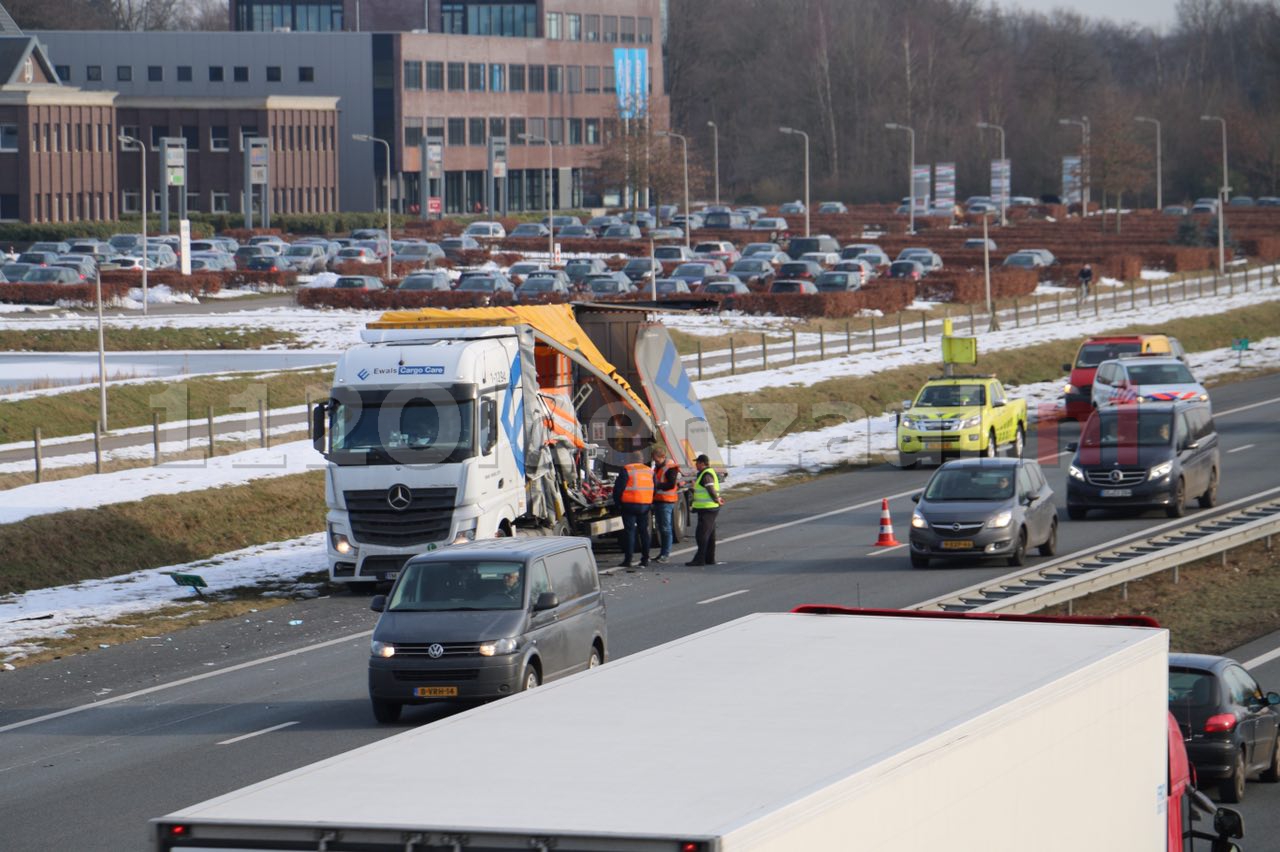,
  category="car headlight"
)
[1063,384,1075,395]
[911,511,928,529]
[986,510,1013,529]
[1068,465,1085,482]
[371,640,396,659]
[330,528,353,555]
[900,416,916,429]
[1148,461,1173,481]
[478,638,519,657]
[959,415,982,429]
